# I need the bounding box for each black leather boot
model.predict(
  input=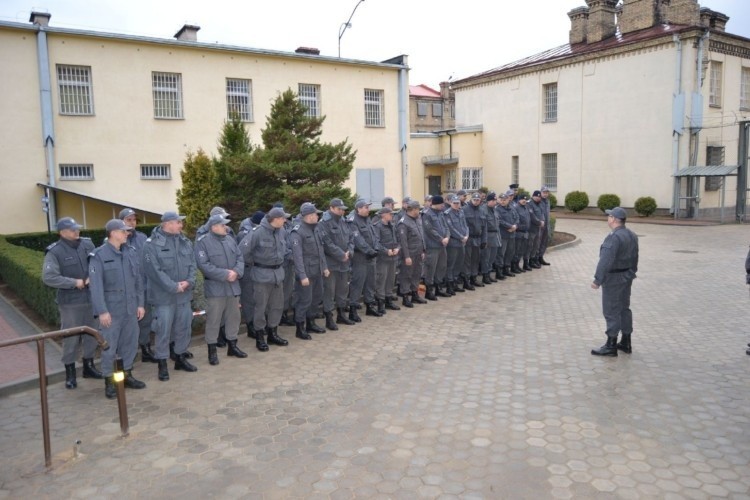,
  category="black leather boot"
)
[227,339,248,358]
[158,359,169,381]
[591,337,618,357]
[140,344,158,363]
[463,277,475,291]
[453,280,465,293]
[494,267,506,280]
[402,293,414,308]
[482,274,493,285]
[324,312,339,331]
[246,322,255,339]
[255,329,269,351]
[279,310,295,327]
[64,363,77,389]
[512,262,524,273]
[349,306,362,322]
[124,370,146,389]
[104,376,116,399]
[488,271,498,283]
[540,257,551,266]
[530,258,542,269]
[296,322,312,340]
[366,302,383,317]
[504,267,515,277]
[436,284,450,297]
[306,318,326,333]
[523,260,533,271]
[267,327,289,346]
[412,291,427,304]
[617,334,632,354]
[216,325,227,348]
[337,307,355,325]
[82,358,103,379]
[425,285,438,301]
[473,275,485,288]
[208,344,219,365]
[385,297,401,310]
[376,299,387,315]
[175,353,198,371]
[445,281,456,296]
